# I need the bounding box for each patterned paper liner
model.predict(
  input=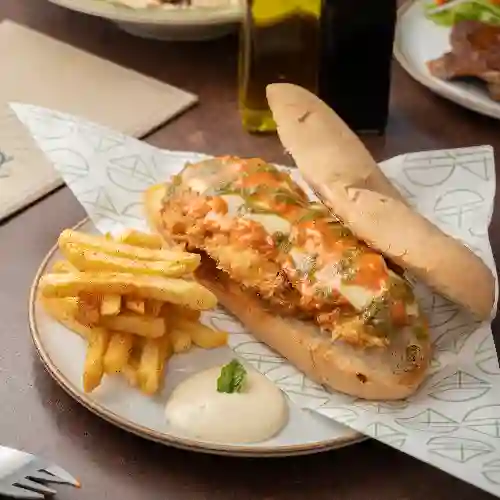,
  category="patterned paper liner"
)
[11,102,500,497]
